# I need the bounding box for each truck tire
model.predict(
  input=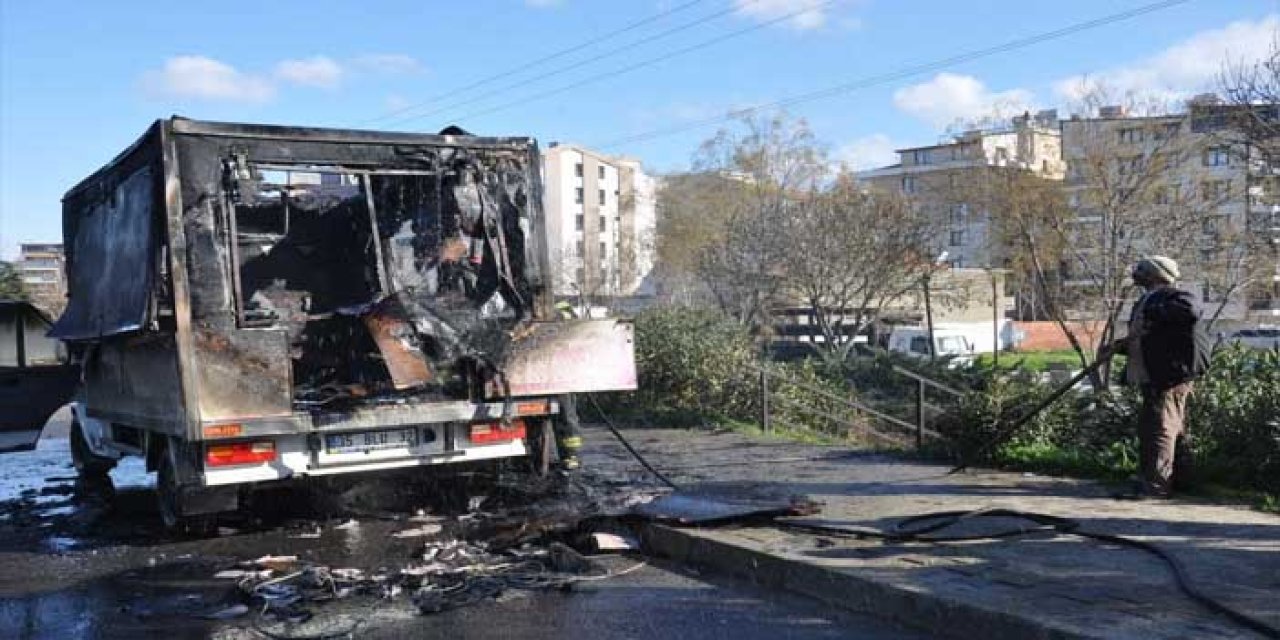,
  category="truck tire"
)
[526,417,557,477]
[70,415,116,479]
[156,447,215,536]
